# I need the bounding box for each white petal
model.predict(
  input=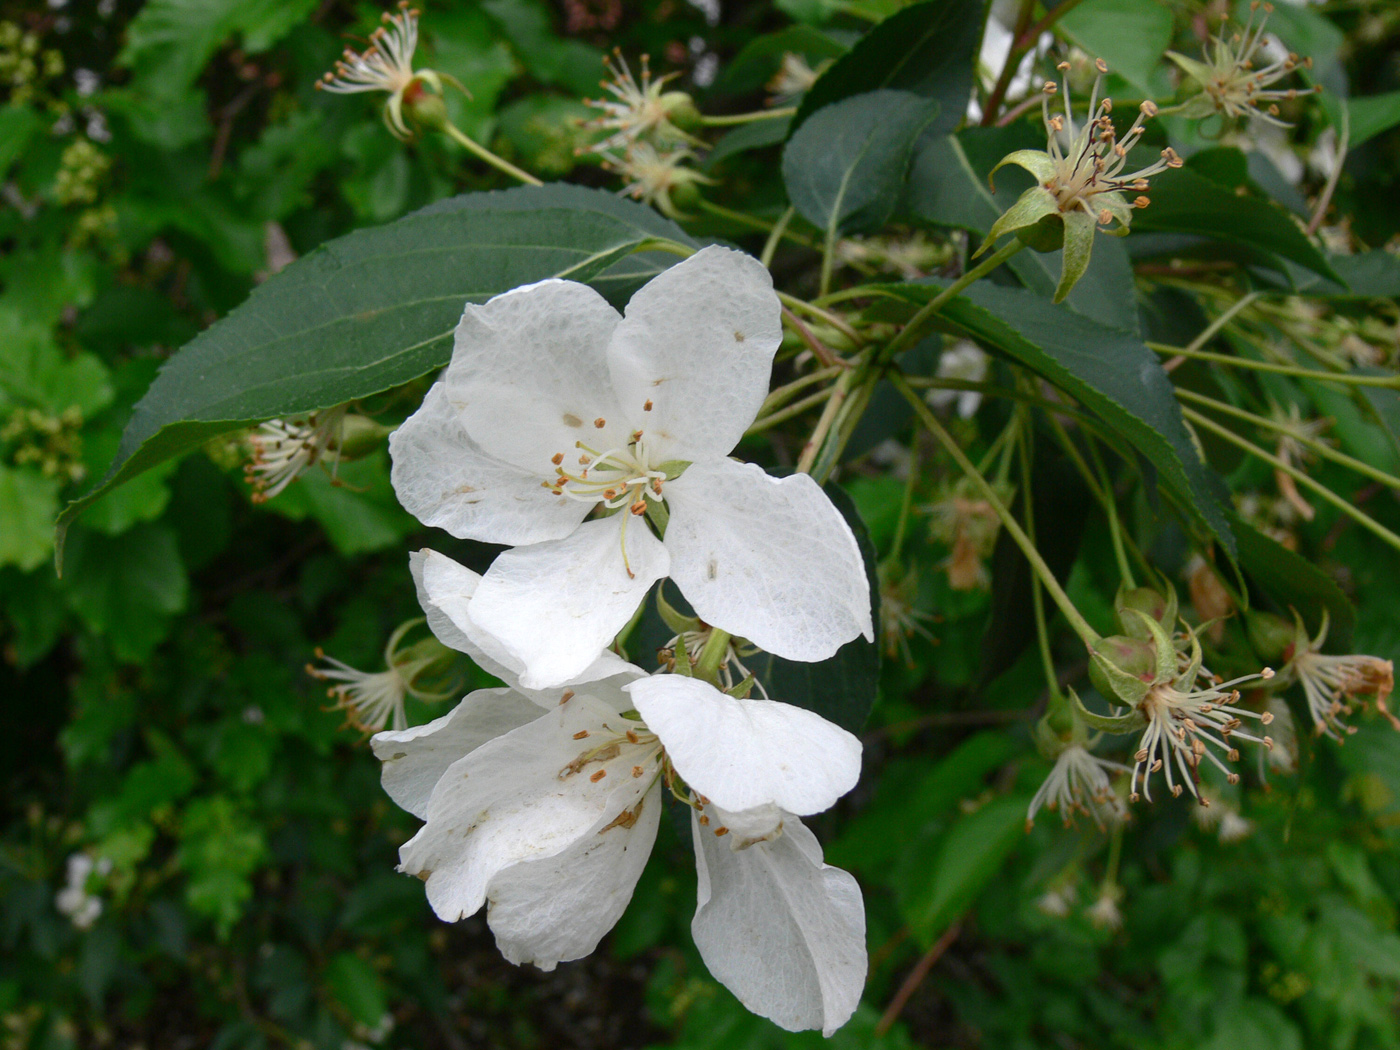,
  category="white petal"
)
[399,694,656,923]
[444,279,634,477]
[627,675,861,816]
[468,514,670,691]
[487,780,661,971]
[389,382,589,545]
[371,687,542,819]
[411,548,639,705]
[607,246,781,462]
[665,459,873,662]
[691,809,866,1036]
